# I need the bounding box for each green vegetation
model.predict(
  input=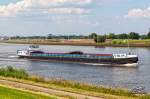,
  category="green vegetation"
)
[3,38,150,47]
[2,31,150,47]
[0,85,55,99]
[0,66,28,79]
[88,33,97,39]
[90,32,150,44]
[0,66,150,99]
[112,39,128,45]
[147,32,150,39]
[128,32,140,39]
[111,39,150,45]
[94,35,106,43]
[8,31,149,40]
[107,33,117,39]
[3,31,150,47]
[10,34,89,40]
[88,33,107,43]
